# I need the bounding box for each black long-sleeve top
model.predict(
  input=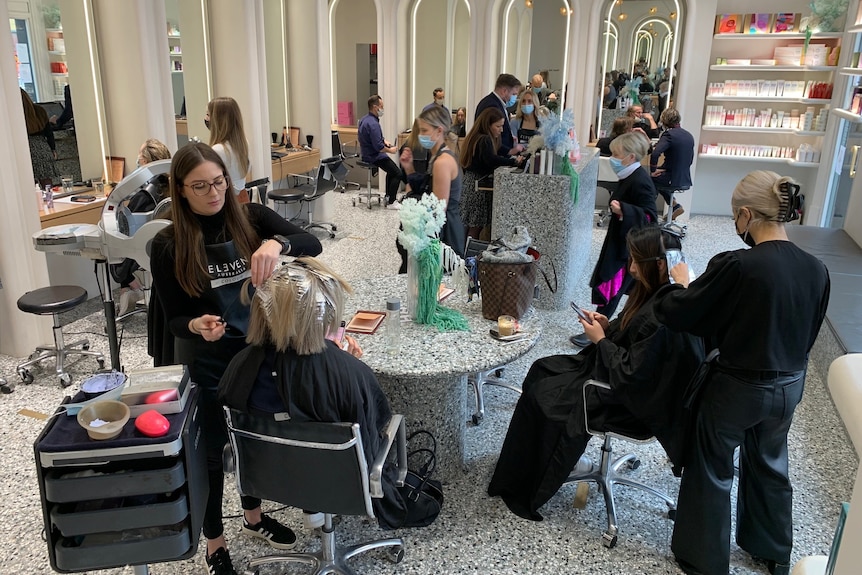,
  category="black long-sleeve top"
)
[655,241,830,372]
[151,203,322,340]
[464,134,517,178]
